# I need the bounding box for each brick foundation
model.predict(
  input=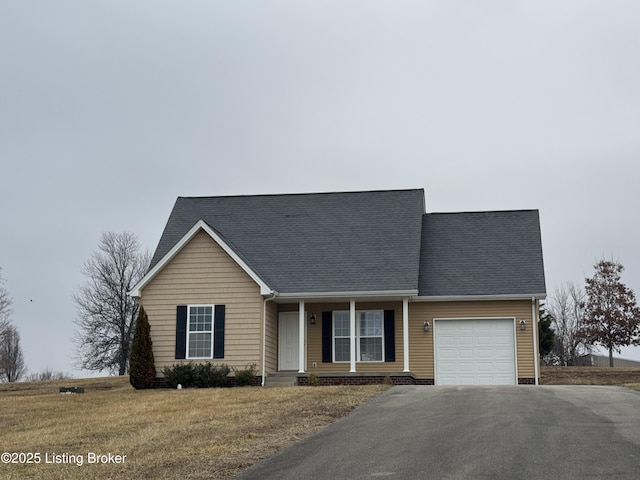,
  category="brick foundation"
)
[517,377,536,385]
[152,376,263,388]
[297,373,434,386]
